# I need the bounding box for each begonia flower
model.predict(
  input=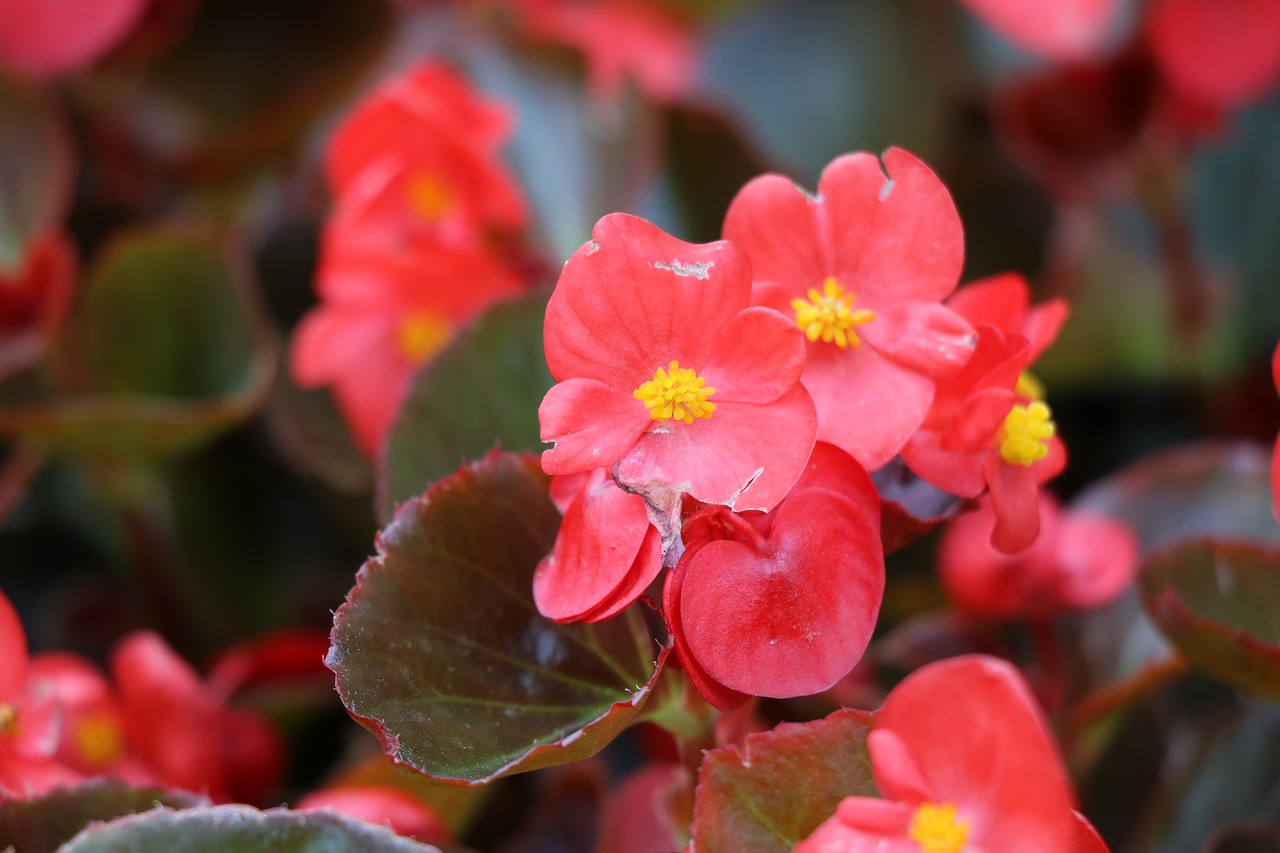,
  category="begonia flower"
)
[795,655,1108,853]
[533,468,663,623]
[664,442,884,709]
[0,0,147,78]
[939,493,1139,619]
[956,0,1120,63]
[291,234,523,456]
[722,148,975,472]
[508,0,700,103]
[1146,0,1280,111]
[297,785,452,843]
[0,590,81,798]
[539,212,816,512]
[26,652,135,780]
[902,275,1068,553]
